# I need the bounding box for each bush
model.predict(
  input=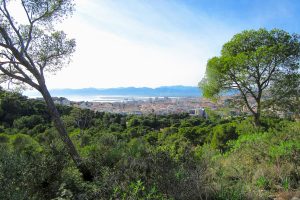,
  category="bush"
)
[210,121,238,152]
[214,122,300,198]
[13,115,44,130]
